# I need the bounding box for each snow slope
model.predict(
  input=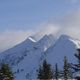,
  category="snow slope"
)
[0,34,80,79]
[0,37,36,66]
[0,34,55,80]
[46,35,78,68]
